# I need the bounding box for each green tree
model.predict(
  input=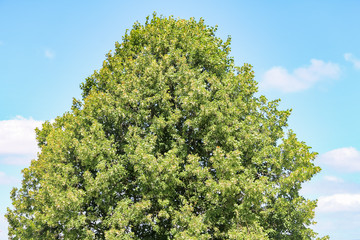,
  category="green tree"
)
[7,14,328,239]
